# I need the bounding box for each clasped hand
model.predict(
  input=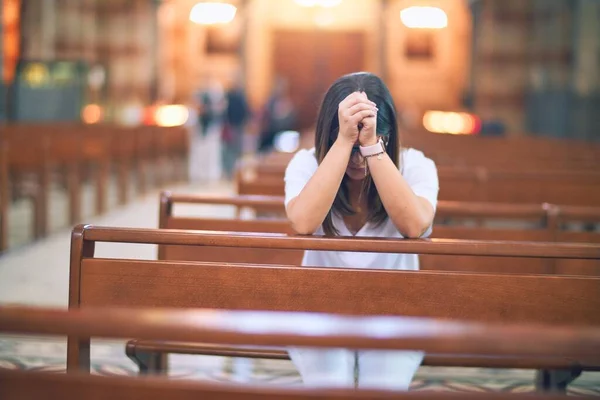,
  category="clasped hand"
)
[337,91,379,148]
